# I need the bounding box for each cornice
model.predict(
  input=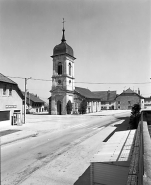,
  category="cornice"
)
[52,75,75,80]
